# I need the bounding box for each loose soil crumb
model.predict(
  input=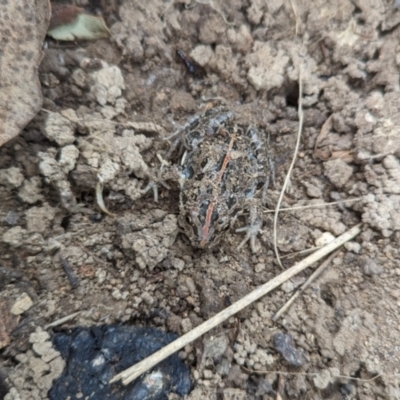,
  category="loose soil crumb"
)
[1,0,400,399]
